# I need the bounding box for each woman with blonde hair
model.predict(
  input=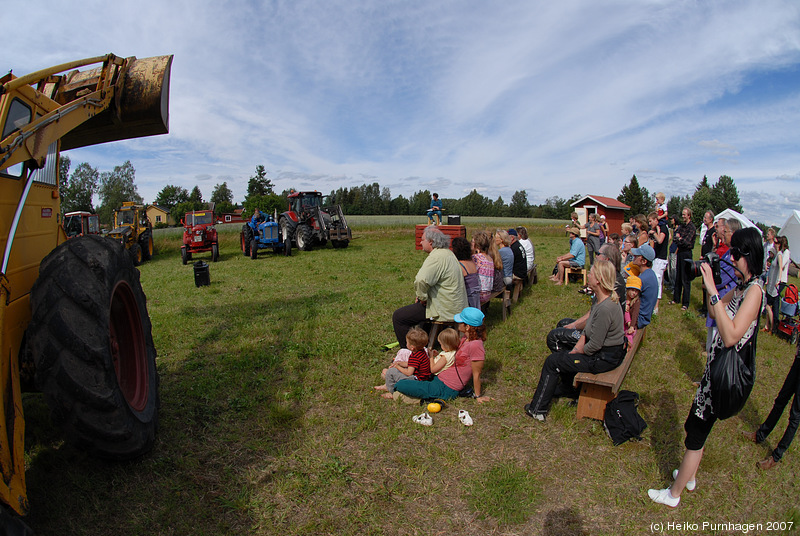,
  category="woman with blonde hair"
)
[525,259,625,420]
[494,229,514,287]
